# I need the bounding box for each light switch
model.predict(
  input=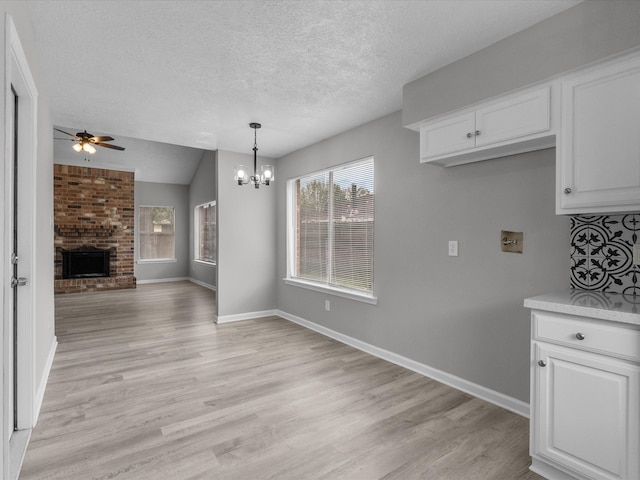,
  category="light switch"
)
[634,244,640,266]
[448,240,458,257]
